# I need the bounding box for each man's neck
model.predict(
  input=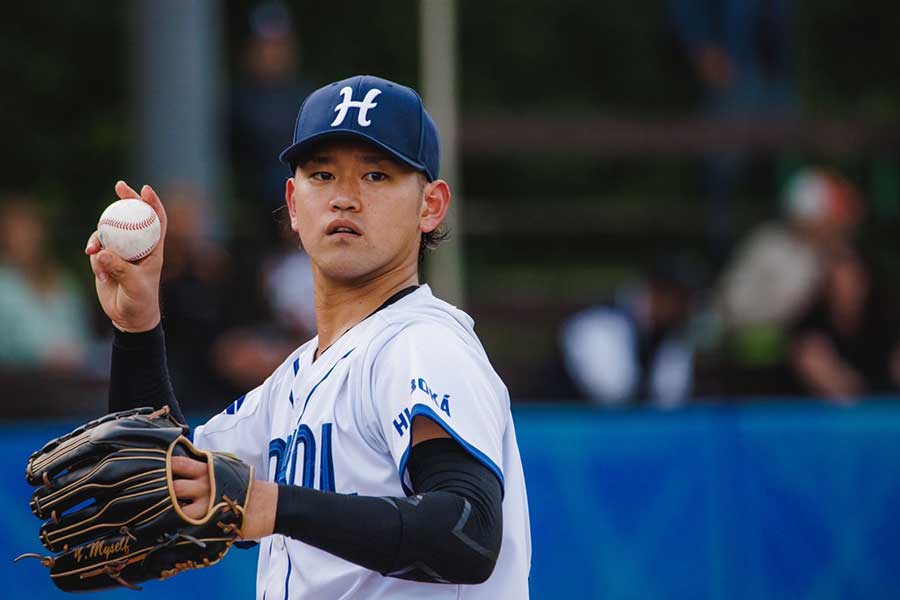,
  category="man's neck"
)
[313,265,419,360]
